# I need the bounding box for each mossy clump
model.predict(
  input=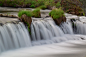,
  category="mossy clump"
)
[83,13,85,16]
[39,5,47,10]
[18,10,32,34]
[18,10,32,17]
[49,8,64,19]
[30,5,35,8]
[32,8,41,18]
[0,3,3,6]
[56,2,61,8]
[26,22,31,33]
